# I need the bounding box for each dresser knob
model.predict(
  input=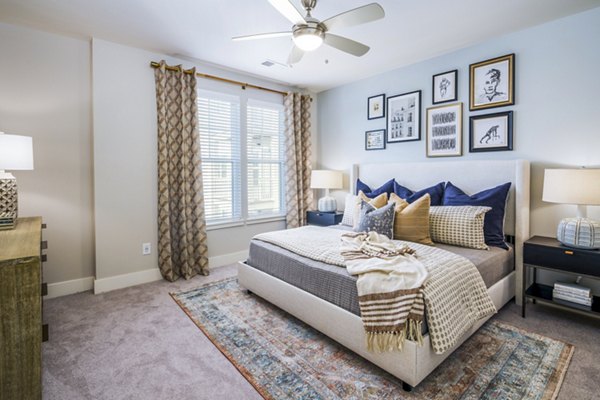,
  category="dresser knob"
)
[564,250,574,255]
